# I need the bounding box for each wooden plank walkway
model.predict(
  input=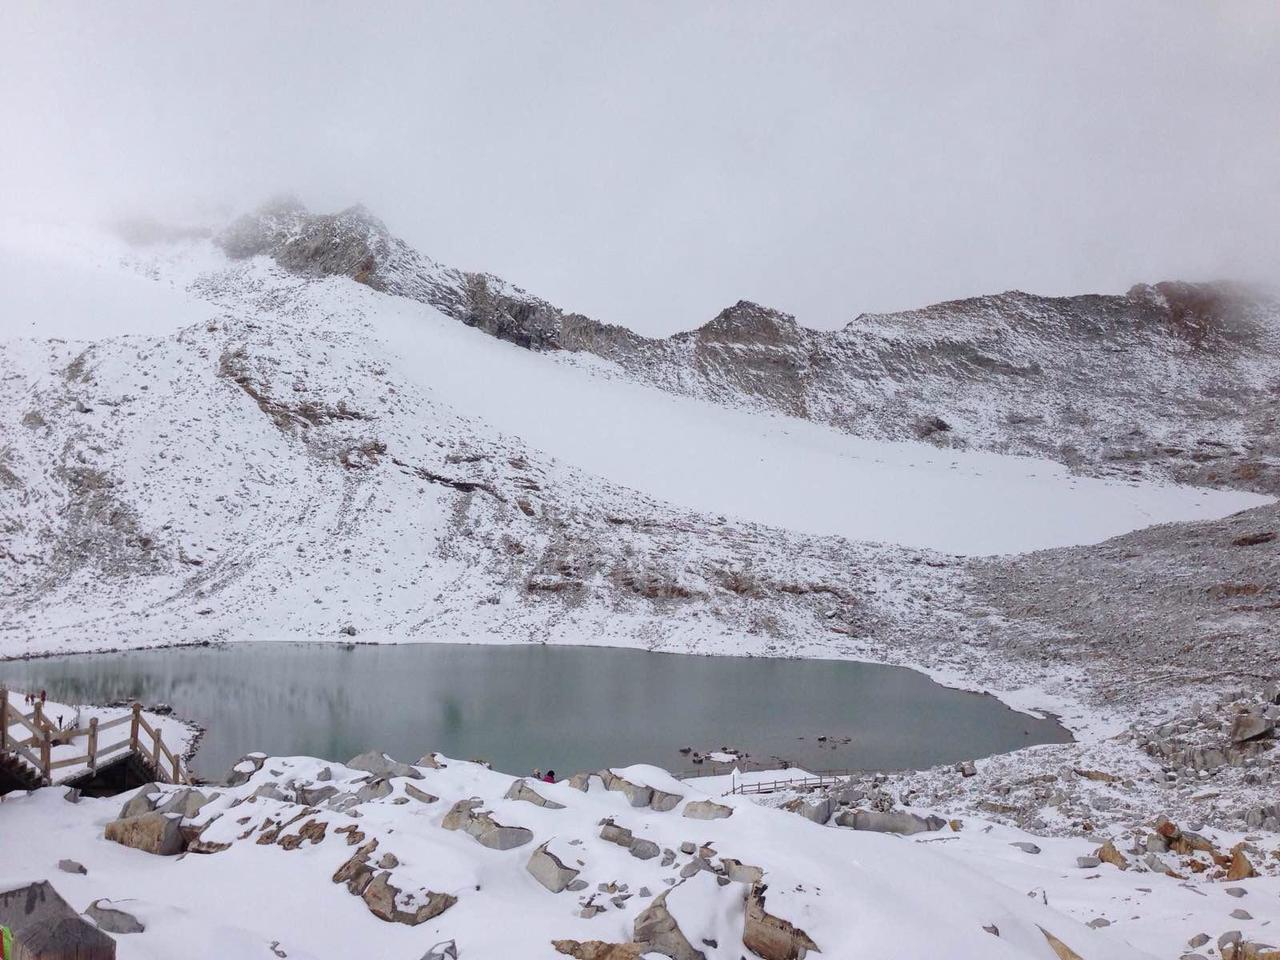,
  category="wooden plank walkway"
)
[1,687,189,792]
